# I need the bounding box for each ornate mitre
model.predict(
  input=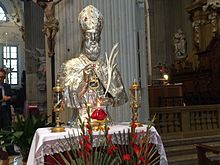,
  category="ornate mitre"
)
[78,5,104,33]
